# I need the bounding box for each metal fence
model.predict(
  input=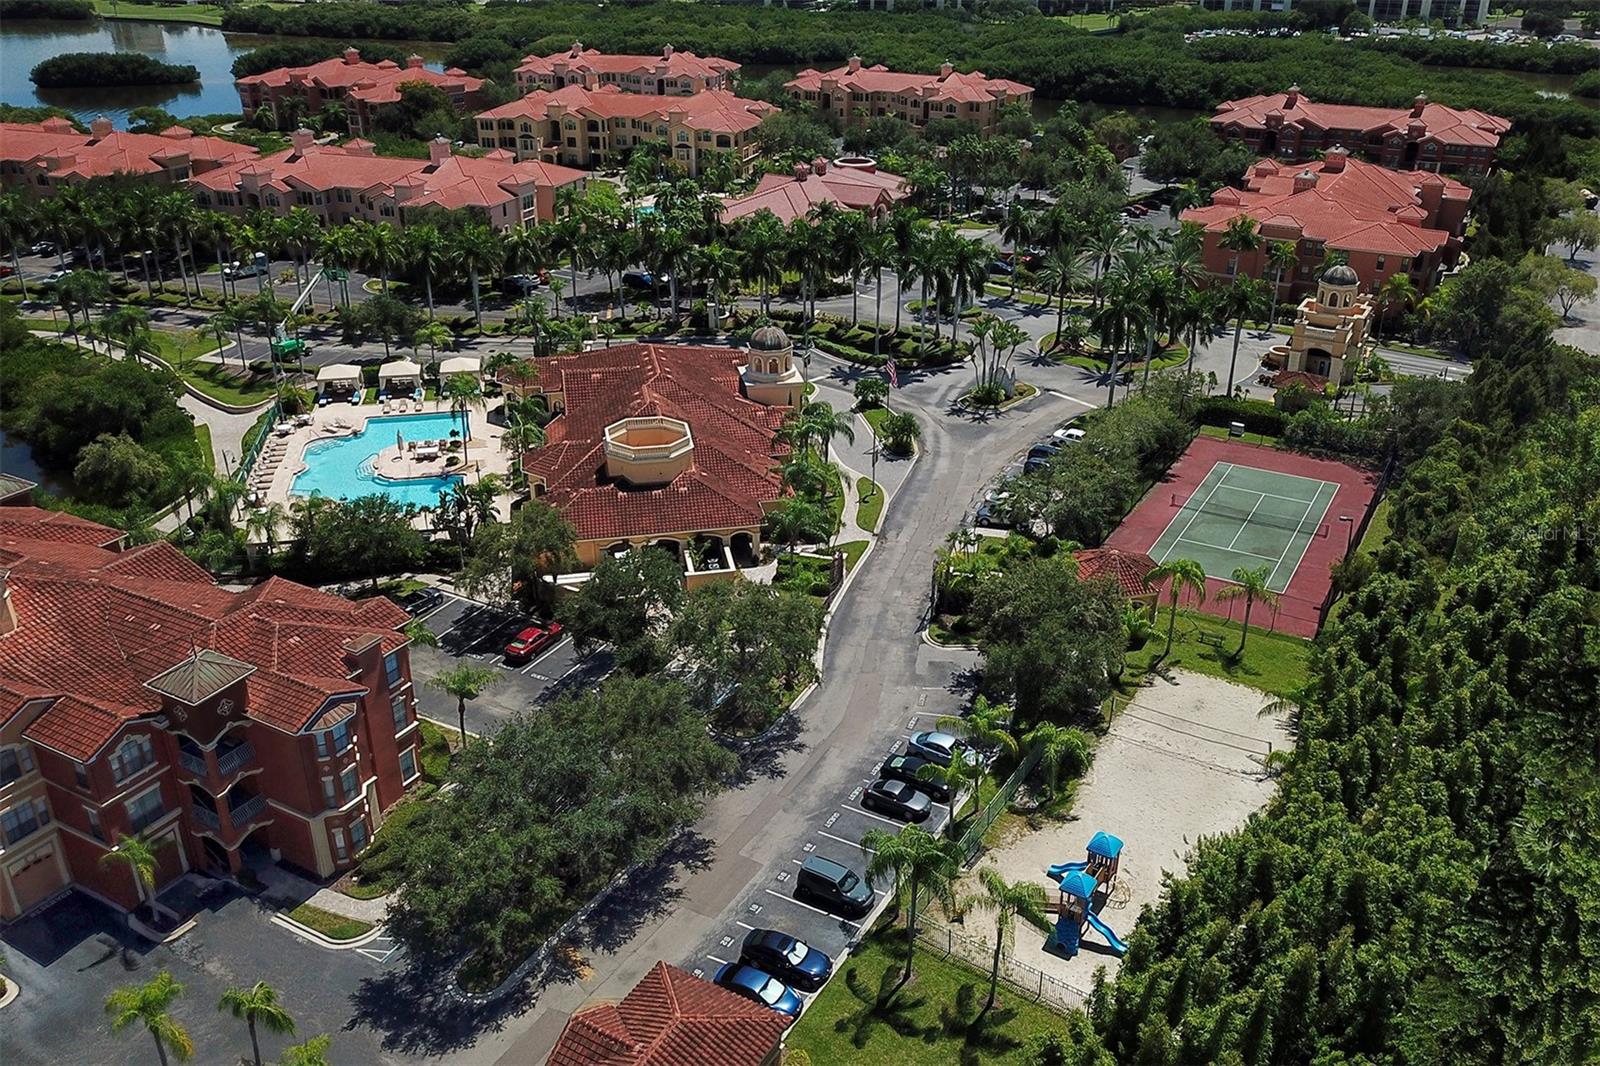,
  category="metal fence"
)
[233,400,282,486]
[957,743,1041,864]
[915,919,1094,1013]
